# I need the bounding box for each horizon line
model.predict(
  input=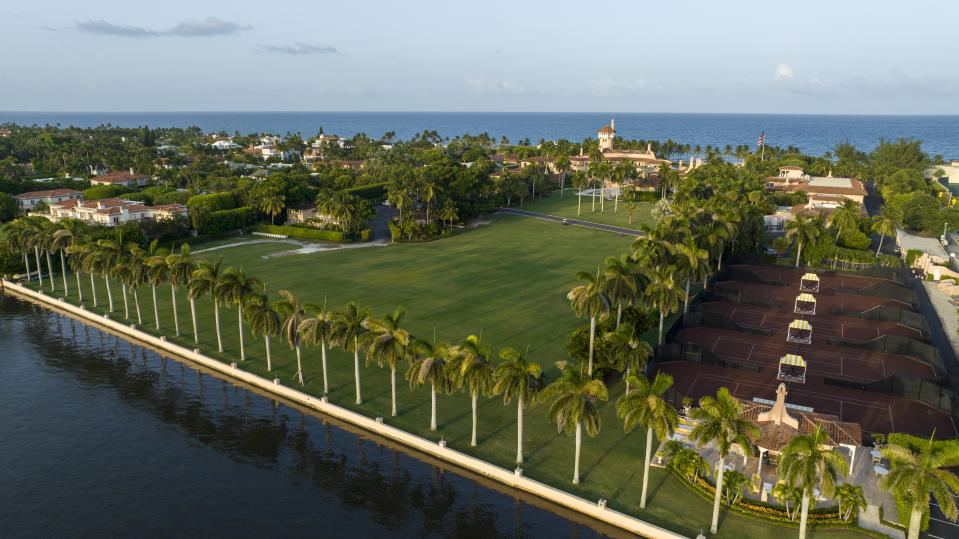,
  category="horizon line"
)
[3,110,959,117]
